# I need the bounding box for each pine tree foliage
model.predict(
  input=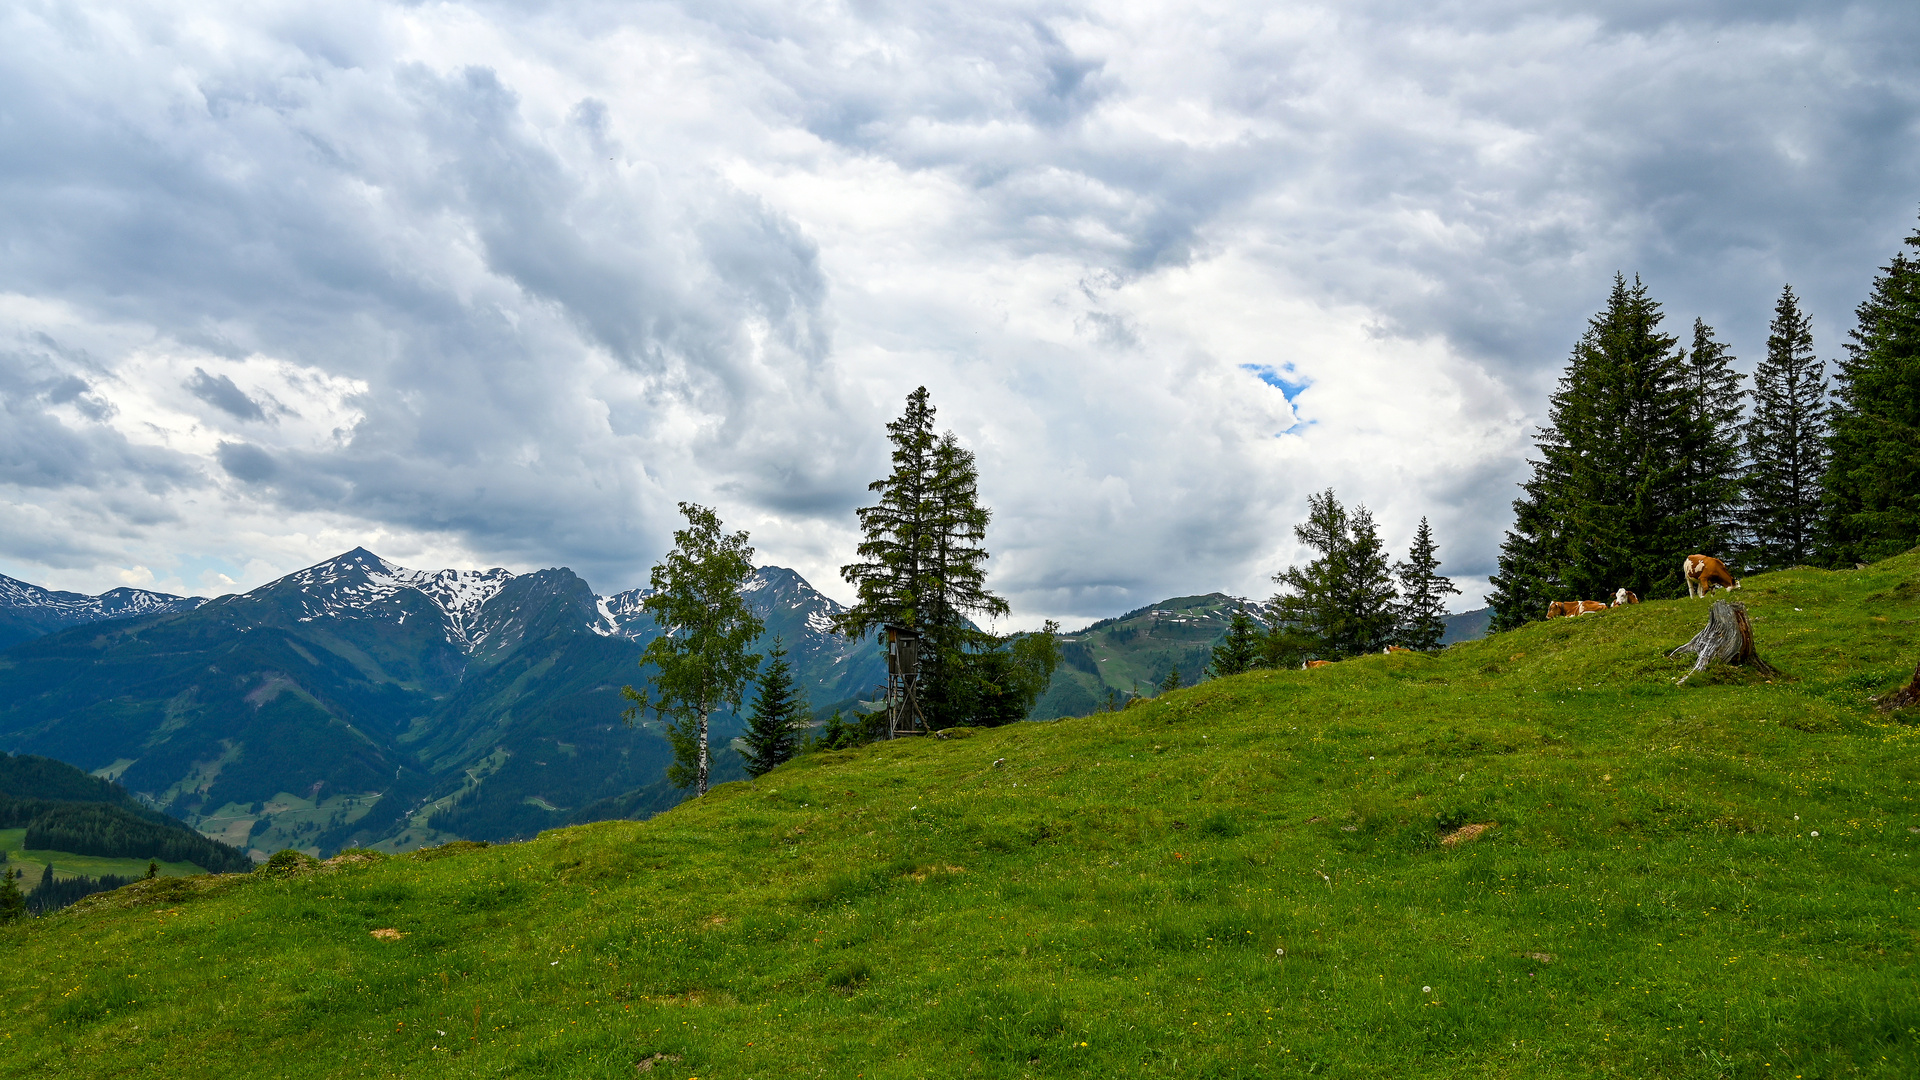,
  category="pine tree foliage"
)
[1823,219,1920,565]
[1270,490,1399,659]
[622,502,764,797]
[965,621,1062,726]
[840,388,1012,728]
[1486,462,1564,632]
[1489,276,1694,625]
[1741,285,1829,570]
[1208,607,1262,678]
[739,638,806,779]
[1675,319,1748,556]
[1158,665,1182,694]
[0,869,25,924]
[839,387,939,639]
[1393,517,1459,651]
